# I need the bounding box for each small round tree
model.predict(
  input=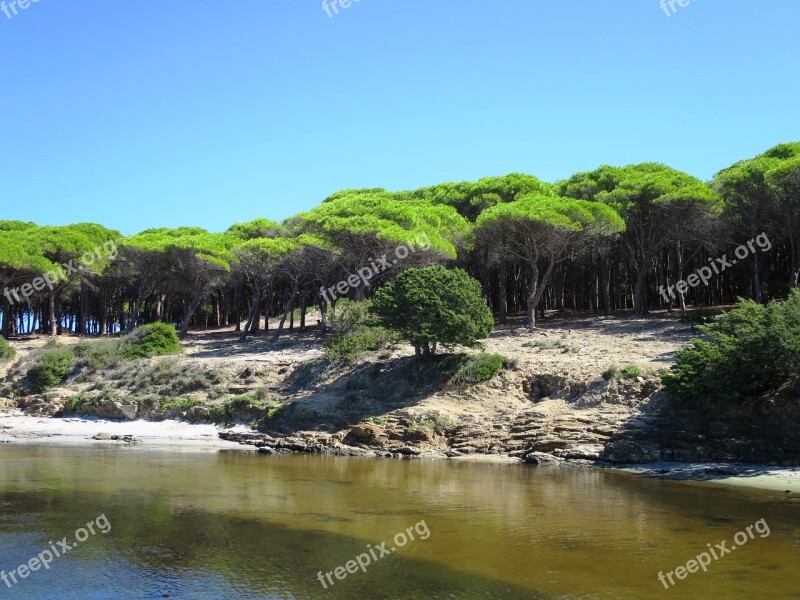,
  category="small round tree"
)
[372,266,494,357]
